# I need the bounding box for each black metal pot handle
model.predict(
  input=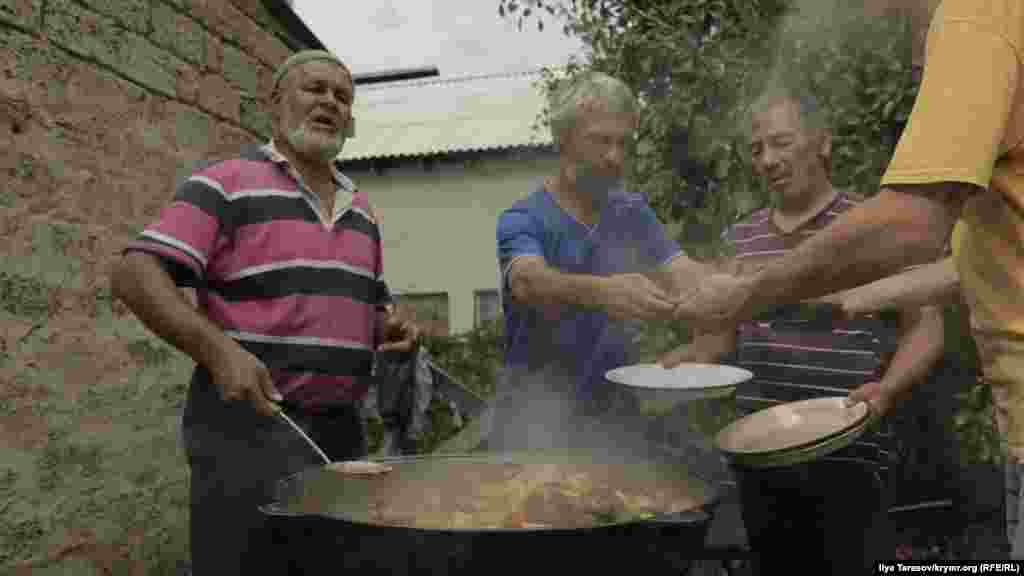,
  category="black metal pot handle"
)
[640,508,711,526]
